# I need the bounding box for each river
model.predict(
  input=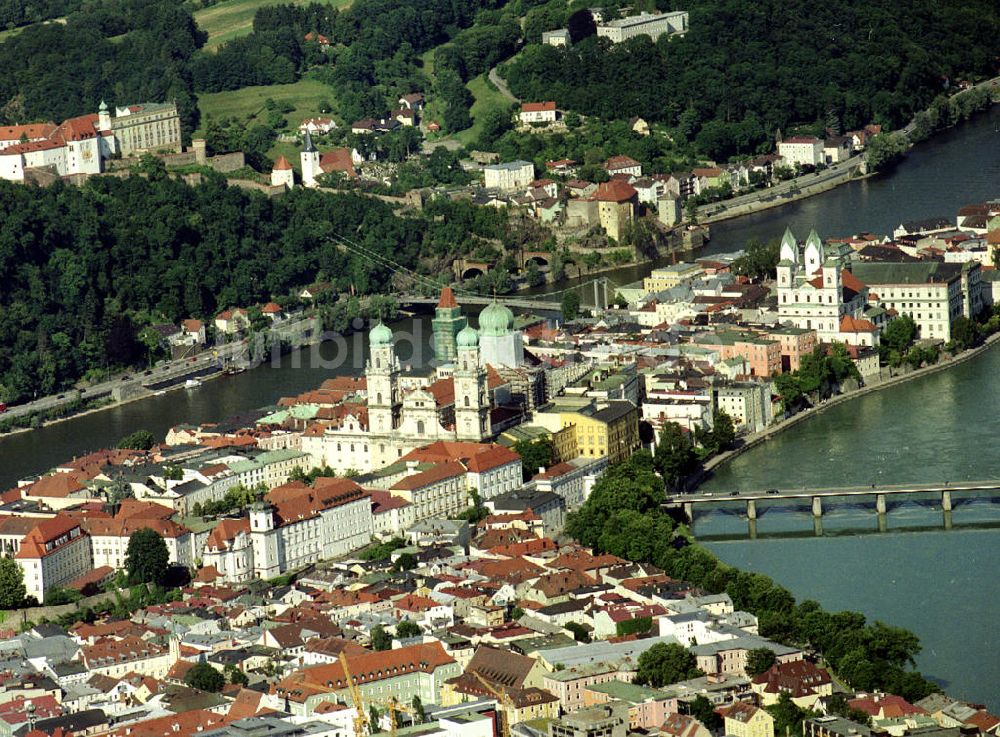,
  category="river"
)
[2,108,998,704]
[697,342,1000,710]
